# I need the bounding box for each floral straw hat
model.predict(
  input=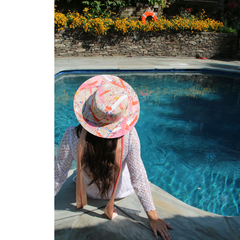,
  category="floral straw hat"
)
[74,75,140,138]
